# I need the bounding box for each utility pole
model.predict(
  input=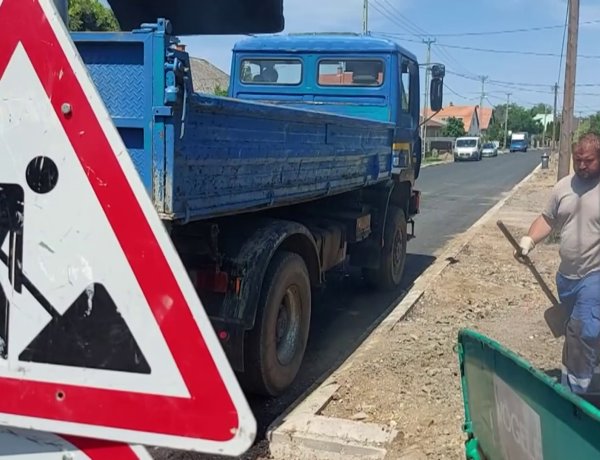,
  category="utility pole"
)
[558,0,580,180]
[552,83,559,150]
[542,103,549,147]
[479,75,488,134]
[421,38,436,155]
[362,0,369,34]
[503,93,511,149]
